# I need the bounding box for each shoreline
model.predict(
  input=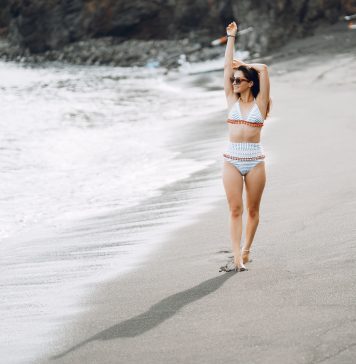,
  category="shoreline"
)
[0,35,213,70]
[34,24,356,363]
